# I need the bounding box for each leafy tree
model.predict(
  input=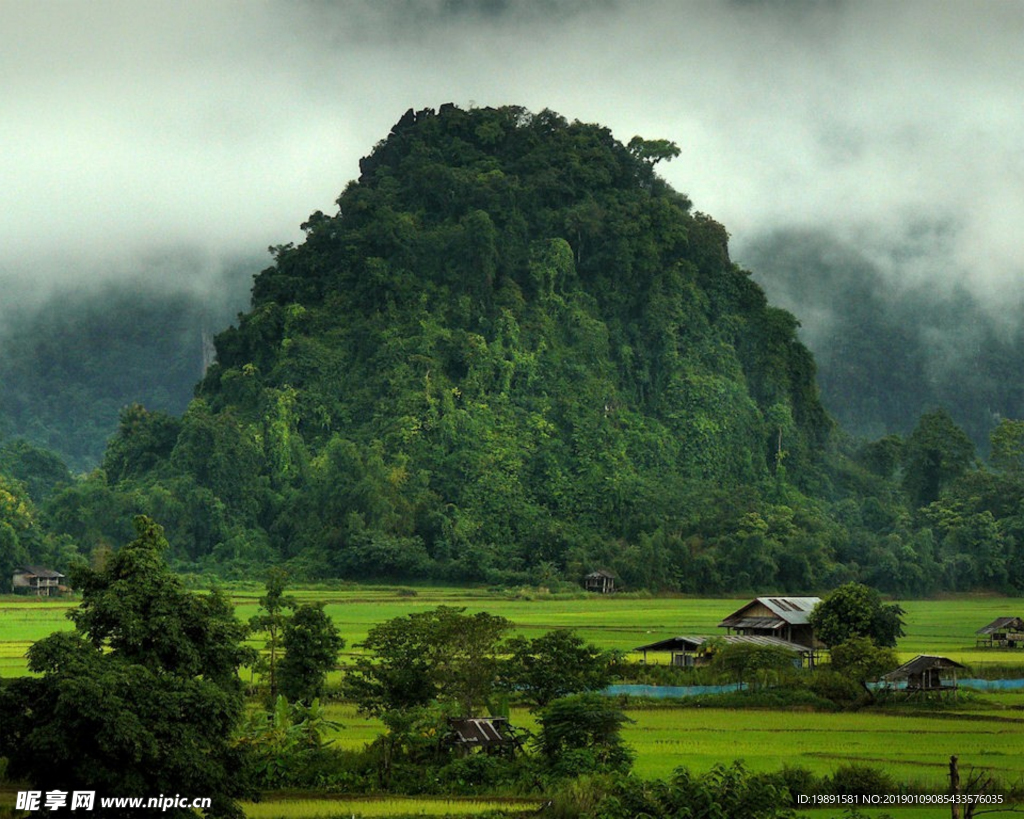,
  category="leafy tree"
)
[708,640,799,690]
[236,695,341,789]
[42,469,140,557]
[0,516,253,818]
[102,403,182,483]
[856,434,903,479]
[249,567,296,701]
[828,636,899,700]
[902,409,975,508]
[536,693,633,776]
[344,606,509,717]
[626,135,681,167]
[501,628,615,708]
[809,582,905,648]
[0,476,36,590]
[0,438,71,502]
[278,603,345,704]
